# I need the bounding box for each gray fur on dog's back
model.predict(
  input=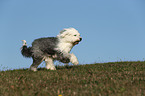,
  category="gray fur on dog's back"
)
[31,37,58,57]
